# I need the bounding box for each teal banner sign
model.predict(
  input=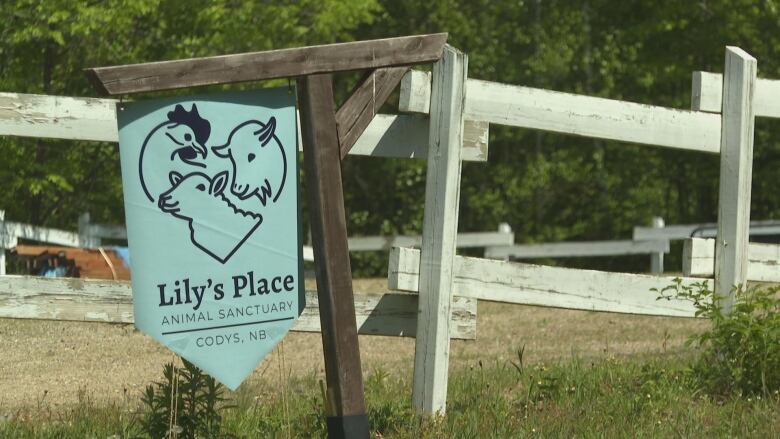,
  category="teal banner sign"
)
[117,88,302,389]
